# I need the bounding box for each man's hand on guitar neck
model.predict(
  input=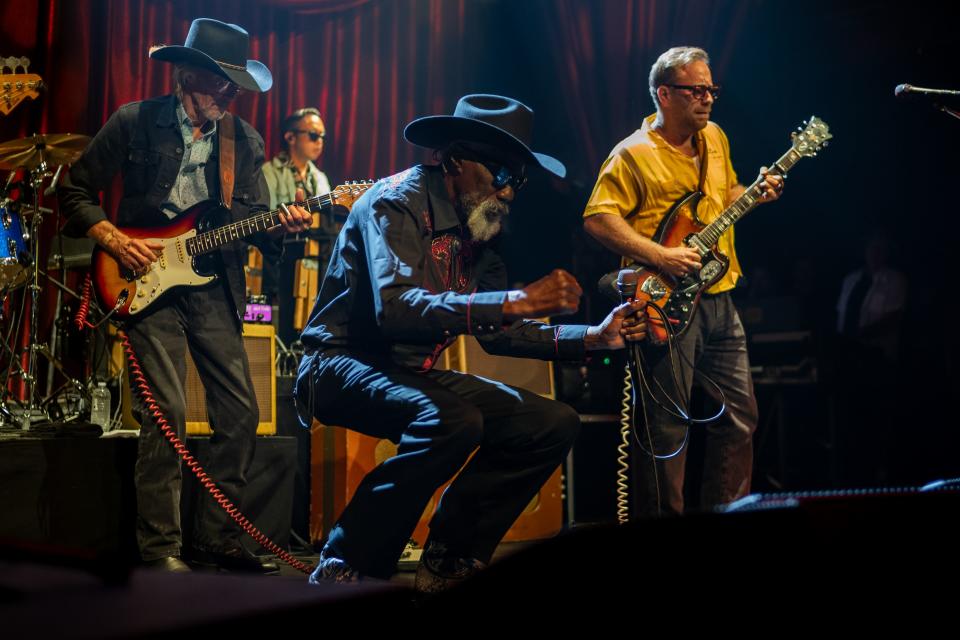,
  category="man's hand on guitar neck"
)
[88,220,163,274]
[730,167,784,206]
[757,167,785,203]
[272,187,313,236]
